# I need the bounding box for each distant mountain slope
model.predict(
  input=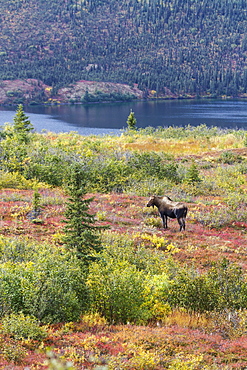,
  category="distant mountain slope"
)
[1,0,247,99]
